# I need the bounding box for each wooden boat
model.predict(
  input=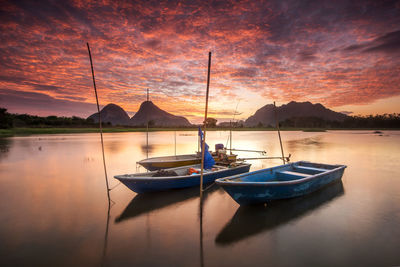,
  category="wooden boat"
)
[137,153,237,171]
[115,162,251,193]
[216,161,346,205]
